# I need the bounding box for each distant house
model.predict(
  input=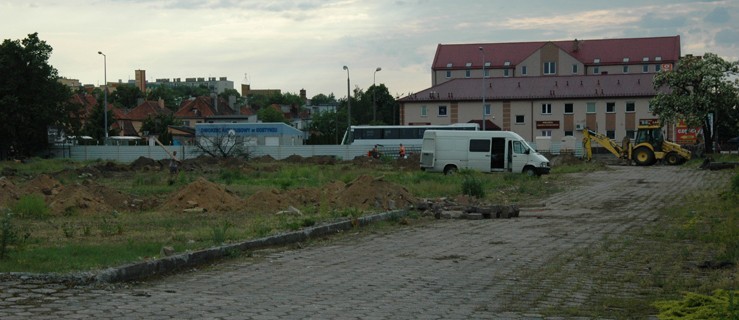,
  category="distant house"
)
[112,99,172,137]
[174,96,237,128]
